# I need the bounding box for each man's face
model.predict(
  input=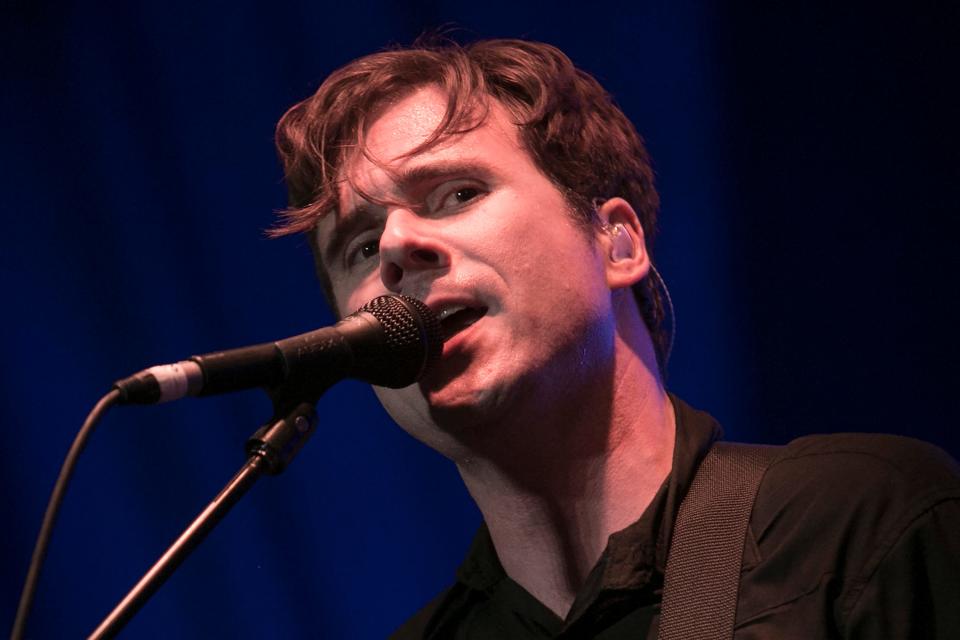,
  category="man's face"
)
[315,86,616,454]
